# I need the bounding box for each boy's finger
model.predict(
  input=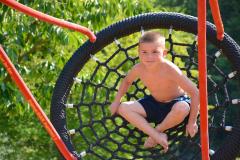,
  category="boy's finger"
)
[192,131,197,137]
[112,109,116,115]
[185,128,188,136]
[190,131,195,137]
[110,109,115,115]
[190,132,193,138]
